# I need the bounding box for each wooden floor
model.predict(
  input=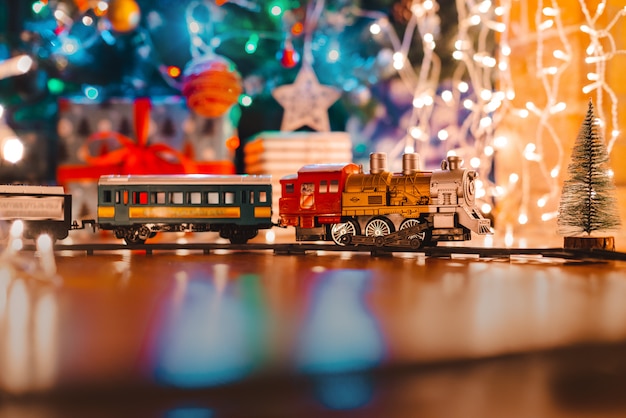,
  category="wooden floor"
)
[1,239,626,416]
